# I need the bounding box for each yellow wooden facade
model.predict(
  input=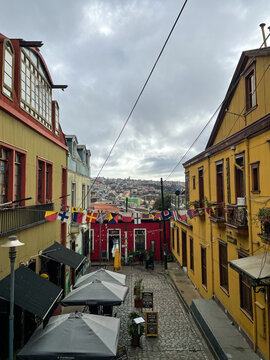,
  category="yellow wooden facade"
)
[171,47,270,359]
